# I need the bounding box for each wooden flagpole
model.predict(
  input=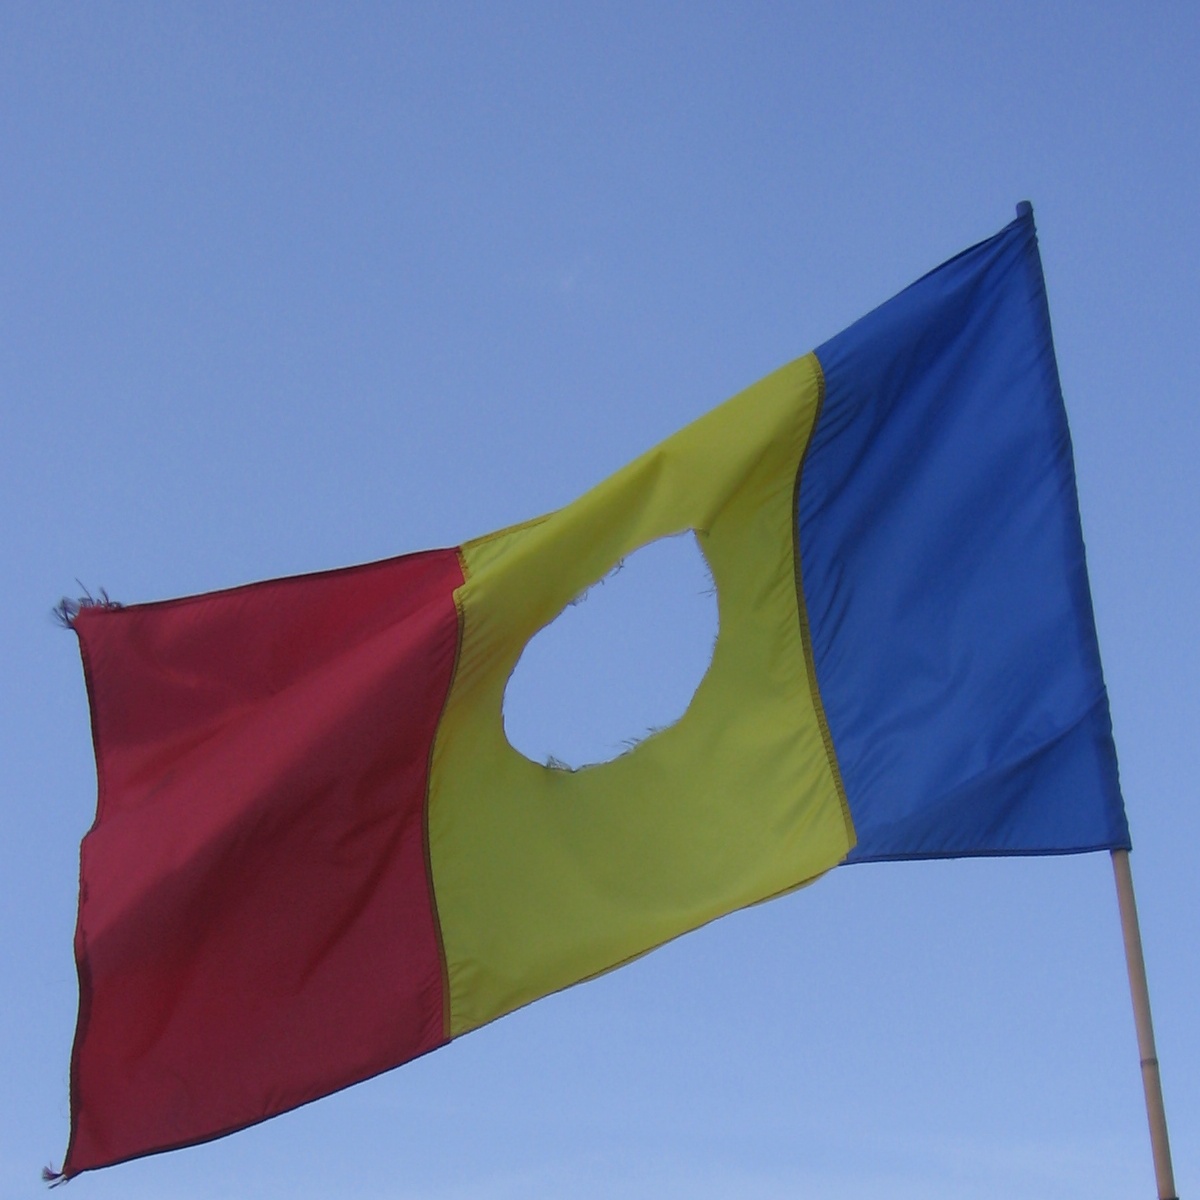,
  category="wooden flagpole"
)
[1111,849,1178,1199]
